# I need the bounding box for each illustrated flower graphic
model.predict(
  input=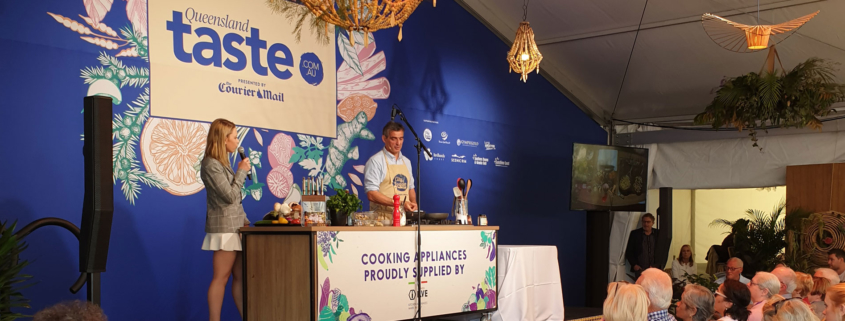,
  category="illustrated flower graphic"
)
[316,231,344,270]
